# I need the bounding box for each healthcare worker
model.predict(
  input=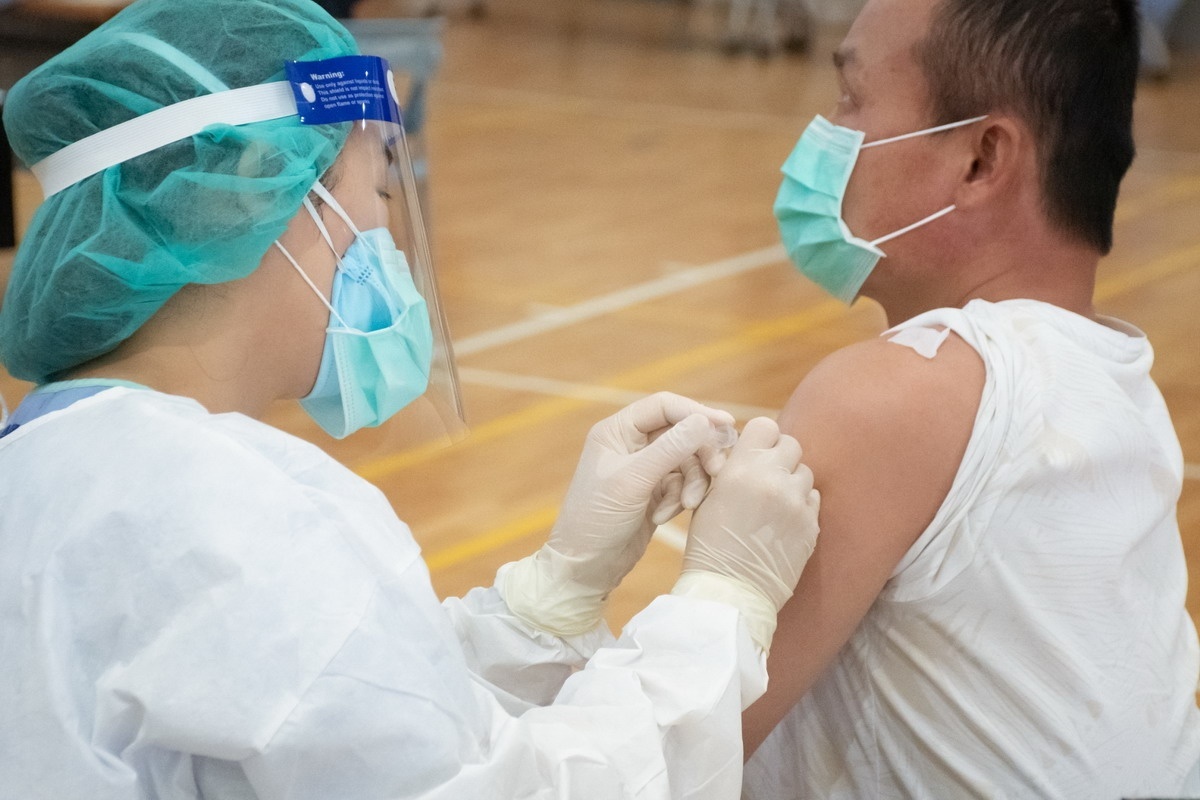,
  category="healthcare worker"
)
[0,0,821,797]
